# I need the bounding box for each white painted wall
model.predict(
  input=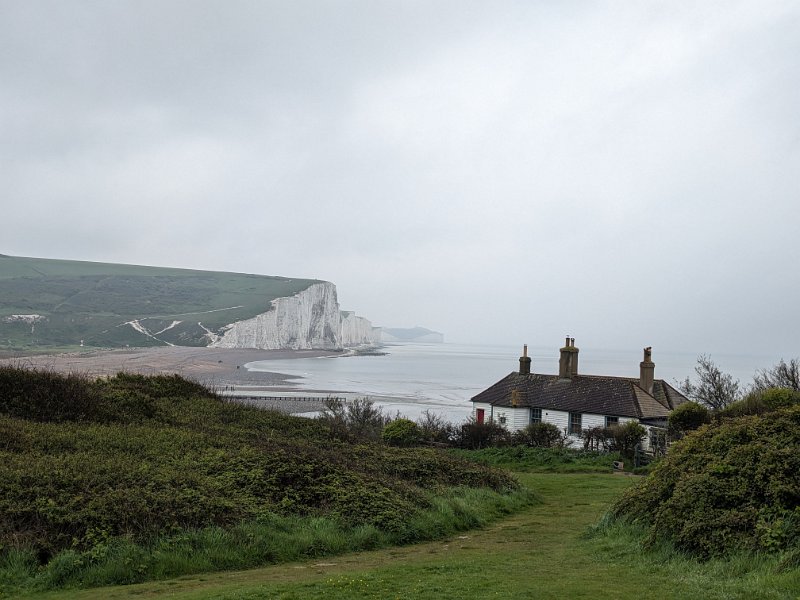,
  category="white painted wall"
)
[541,408,570,435]
[493,407,529,431]
[471,404,651,449]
